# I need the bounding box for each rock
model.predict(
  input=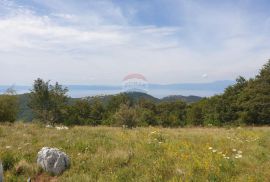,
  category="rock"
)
[55,126,69,130]
[0,161,3,182]
[37,147,70,175]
